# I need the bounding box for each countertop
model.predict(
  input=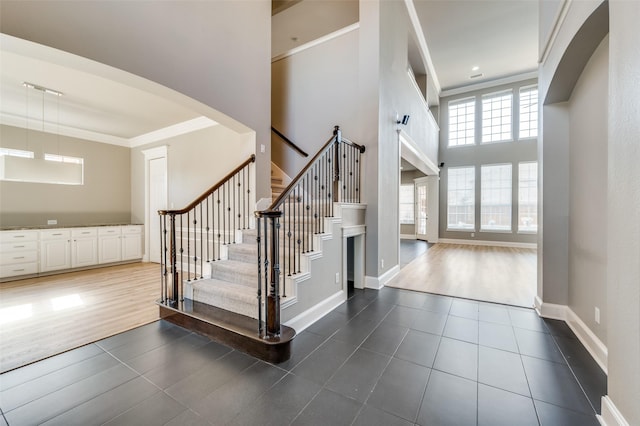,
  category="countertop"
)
[1,223,143,231]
